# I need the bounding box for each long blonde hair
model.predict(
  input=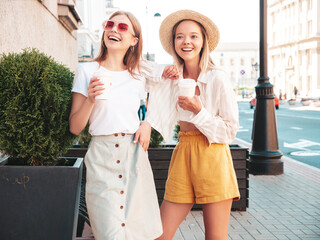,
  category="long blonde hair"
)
[172,20,215,74]
[94,11,143,77]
